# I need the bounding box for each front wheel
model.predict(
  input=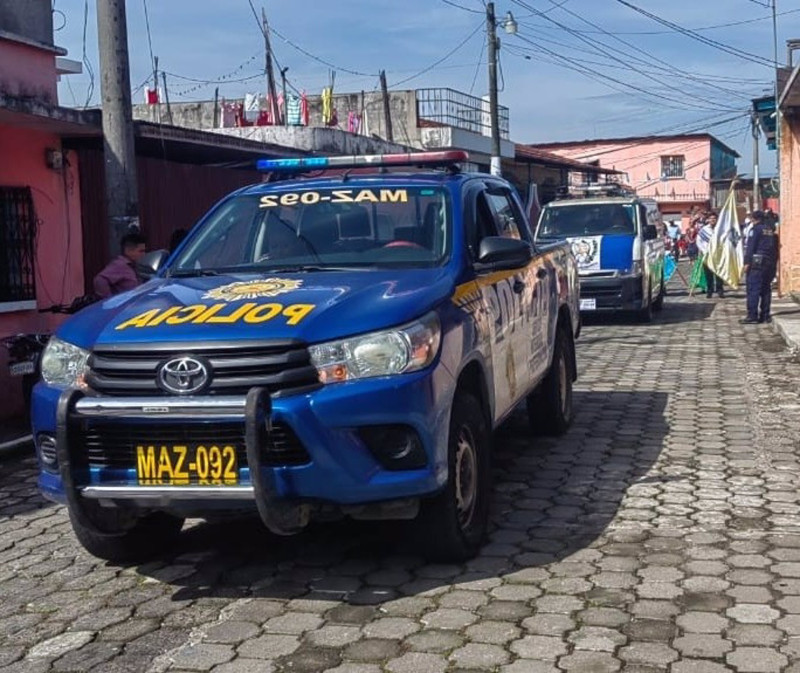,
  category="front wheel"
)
[637,287,653,323]
[528,326,574,436]
[69,504,184,563]
[415,393,490,562]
